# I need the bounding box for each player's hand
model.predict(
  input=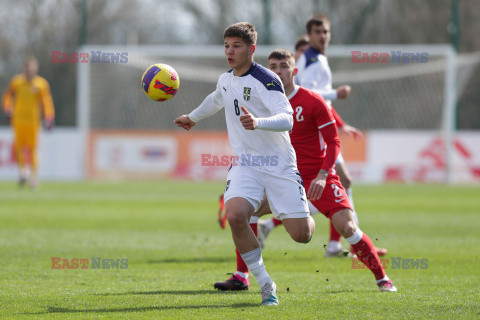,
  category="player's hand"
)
[336,85,351,99]
[44,119,54,131]
[307,170,328,201]
[174,115,196,131]
[340,124,363,141]
[240,106,258,130]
